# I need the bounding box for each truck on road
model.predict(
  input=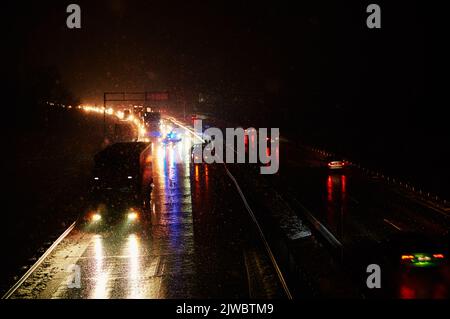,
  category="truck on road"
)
[143,111,162,137]
[90,142,153,209]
